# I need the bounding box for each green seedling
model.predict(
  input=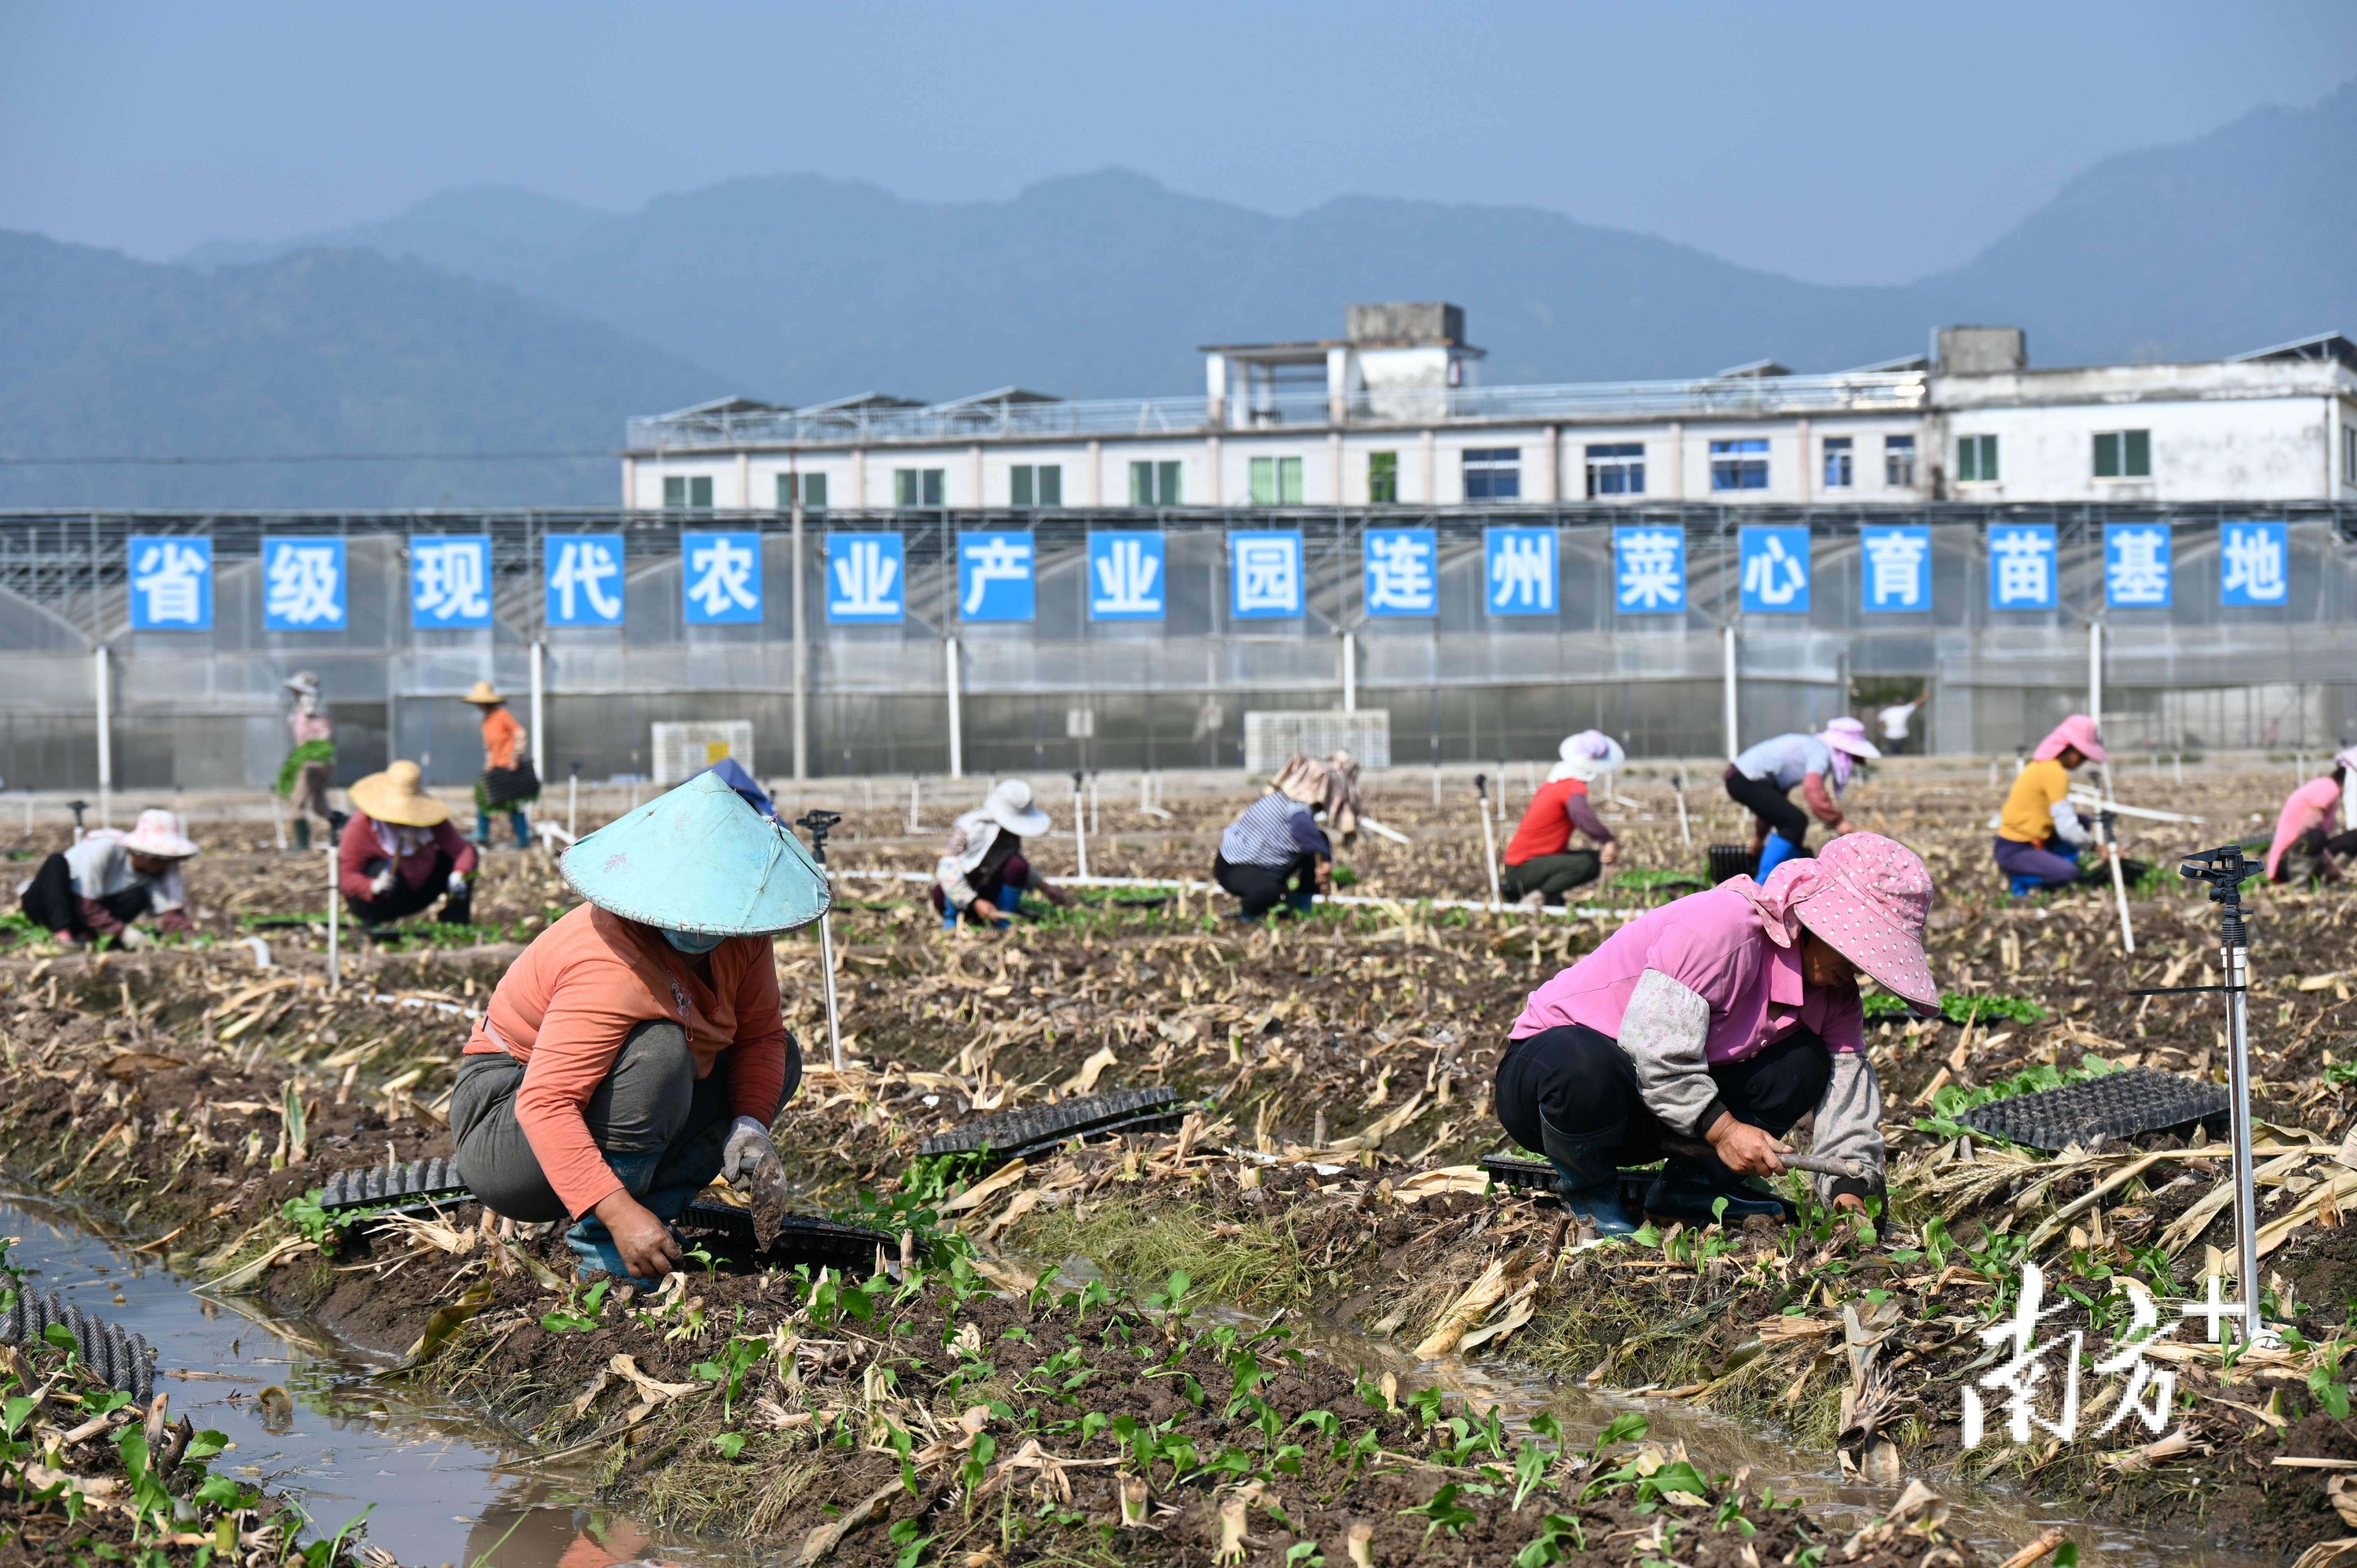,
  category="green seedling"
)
[1402,1482,1477,1541]
[541,1277,611,1334]
[1514,1514,1587,1568]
